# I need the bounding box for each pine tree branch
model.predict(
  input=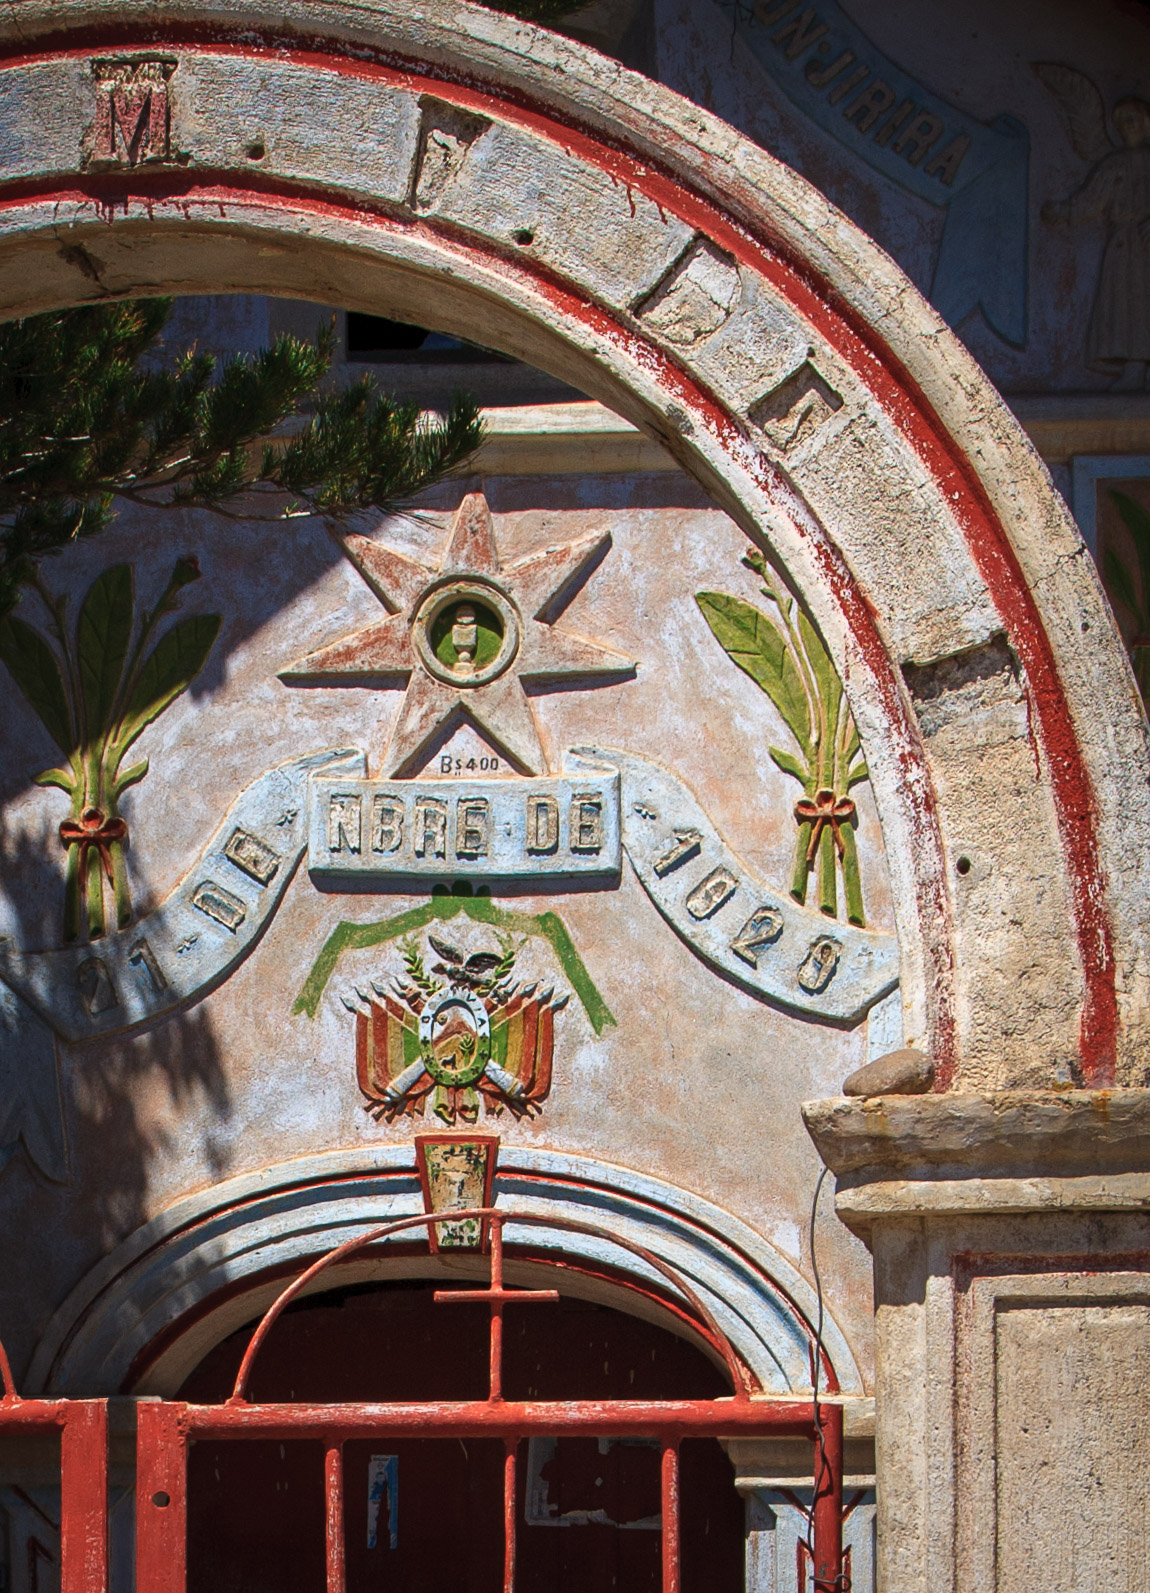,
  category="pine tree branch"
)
[0,301,484,618]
